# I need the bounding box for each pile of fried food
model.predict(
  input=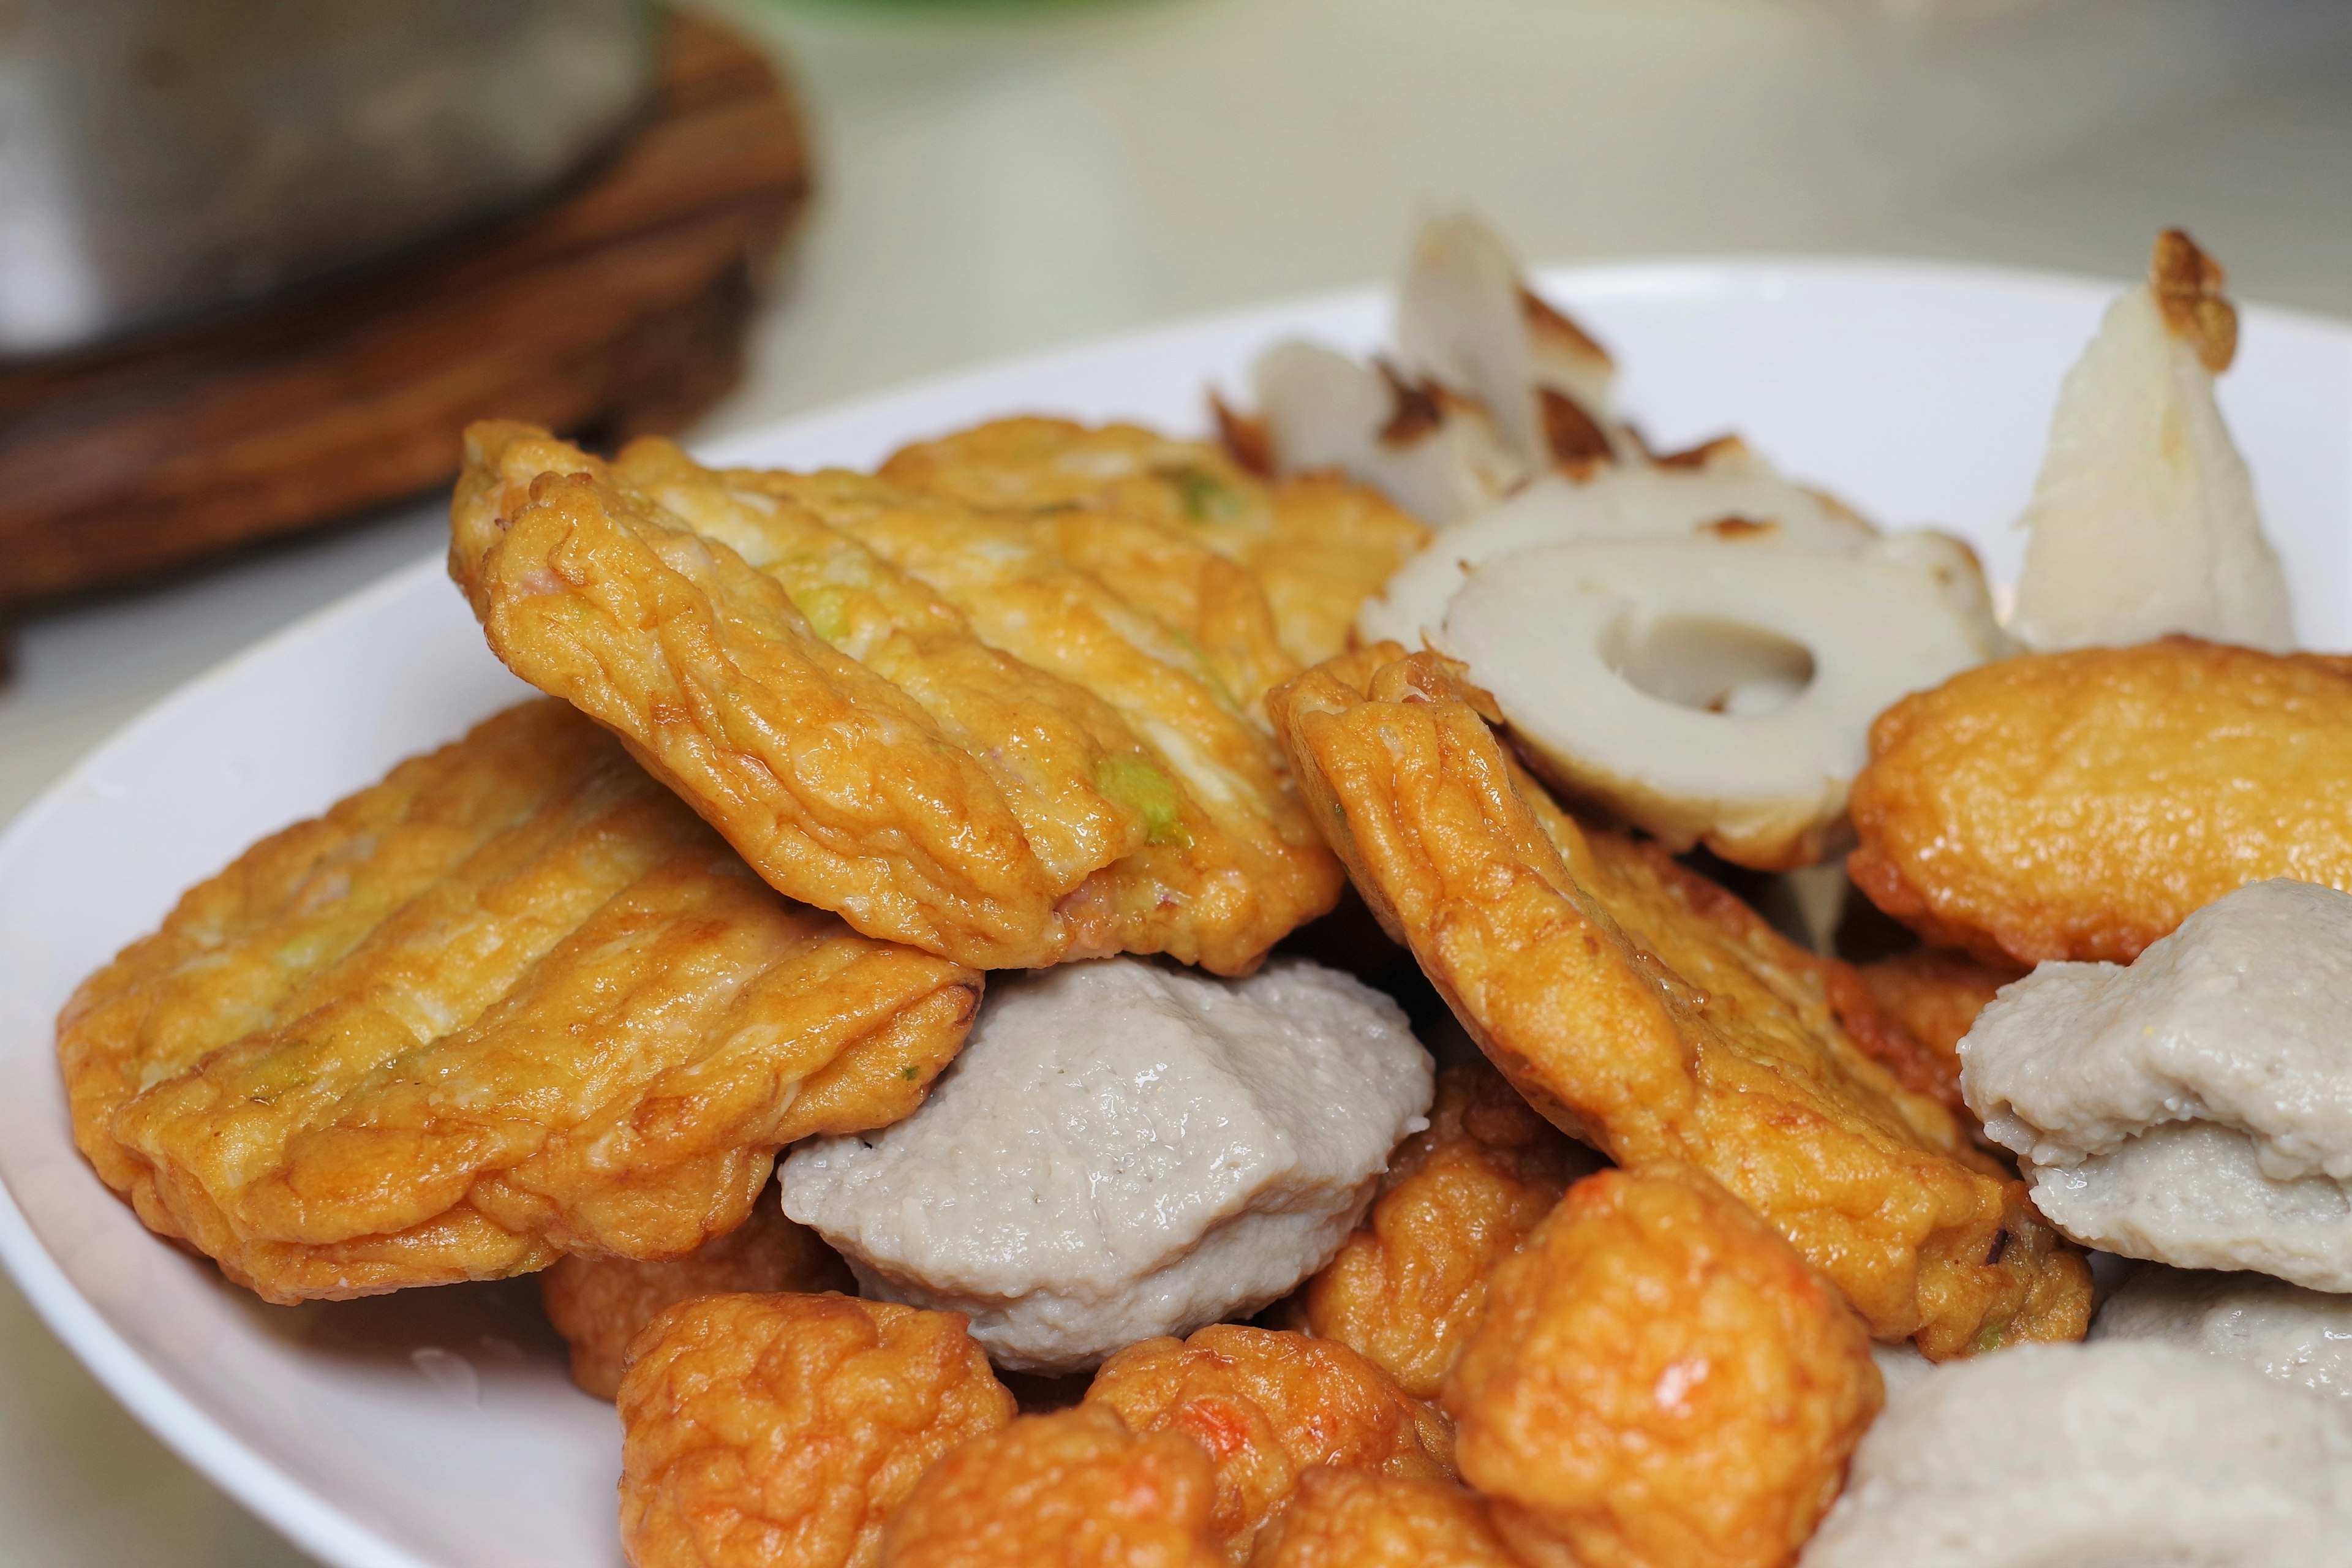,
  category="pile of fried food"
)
[58,217,2352,1567]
